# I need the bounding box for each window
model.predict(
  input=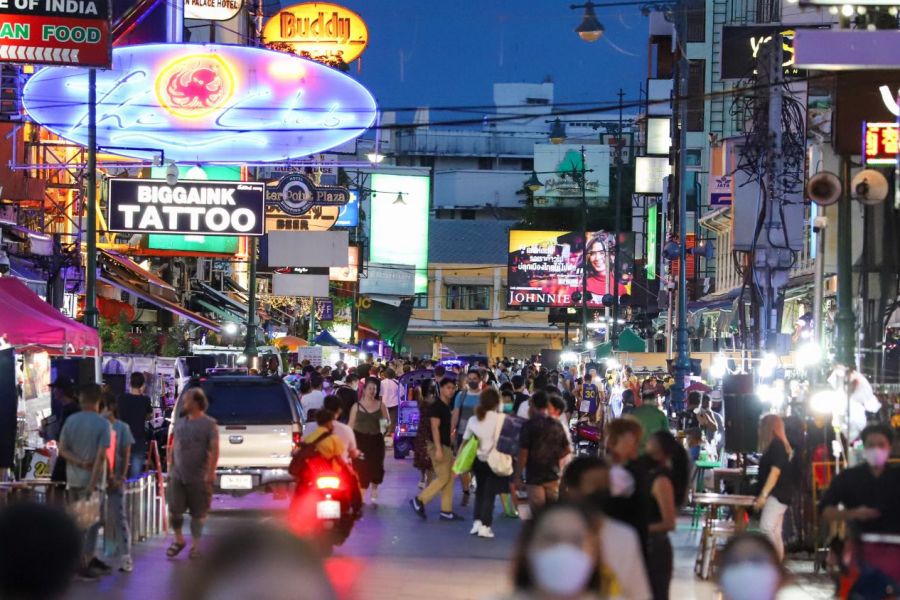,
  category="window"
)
[197,381,293,425]
[521,158,534,171]
[686,0,705,42]
[478,157,494,170]
[413,293,428,309]
[419,156,435,168]
[445,284,492,310]
[459,209,476,220]
[687,60,706,132]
